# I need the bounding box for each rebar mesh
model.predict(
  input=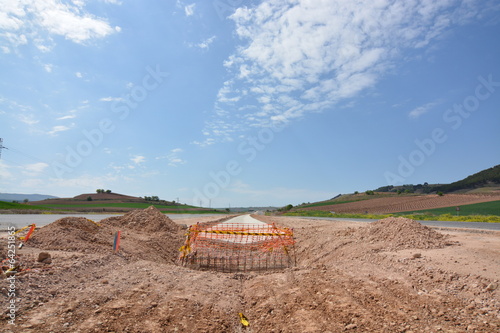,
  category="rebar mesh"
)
[178,221,295,272]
